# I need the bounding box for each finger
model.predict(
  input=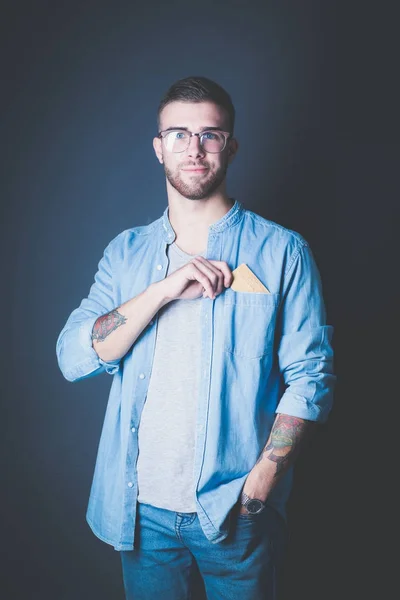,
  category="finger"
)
[192,257,225,295]
[191,258,221,296]
[188,261,216,299]
[208,260,233,288]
